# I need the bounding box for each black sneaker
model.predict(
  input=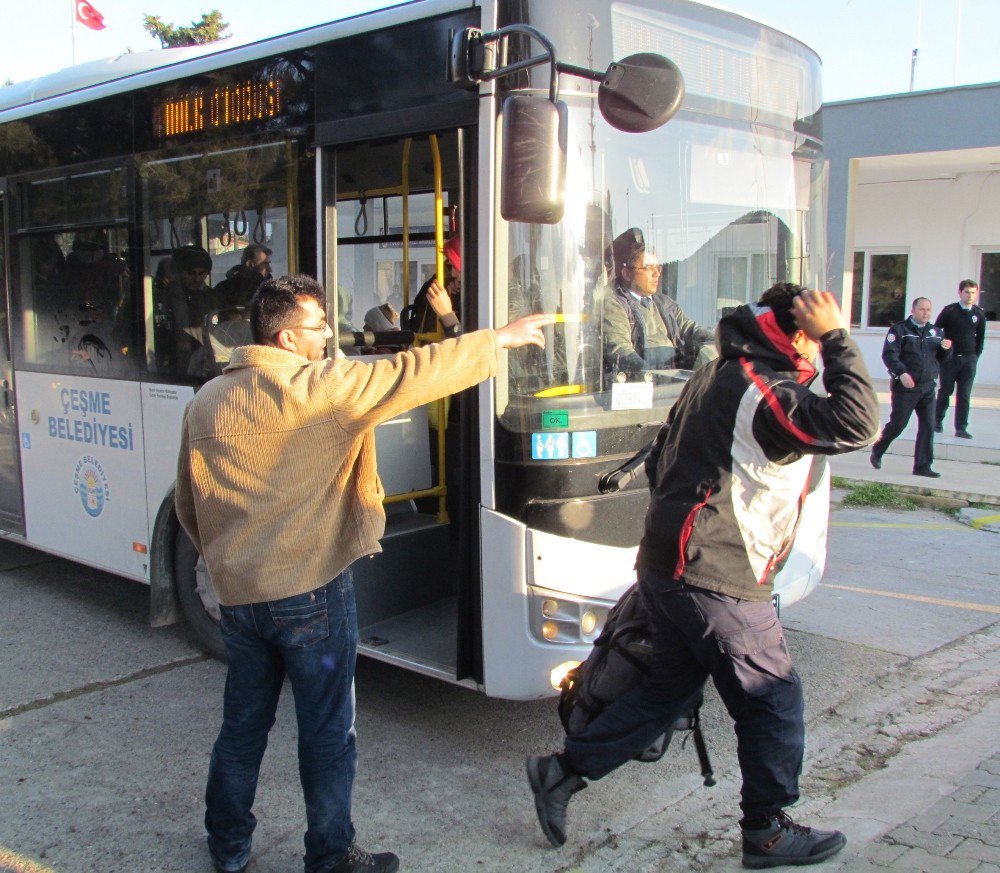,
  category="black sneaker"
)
[869,451,881,470]
[328,843,399,873]
[955,430,973,439]
[934,423,943,433]
[742,811,846,868]
[913,467,941,478]
[526,754,586,847]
